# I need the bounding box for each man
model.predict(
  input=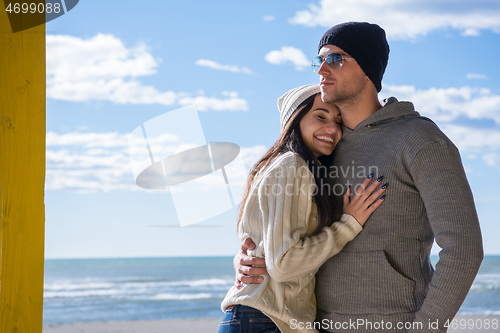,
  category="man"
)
[235,22,483,332]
